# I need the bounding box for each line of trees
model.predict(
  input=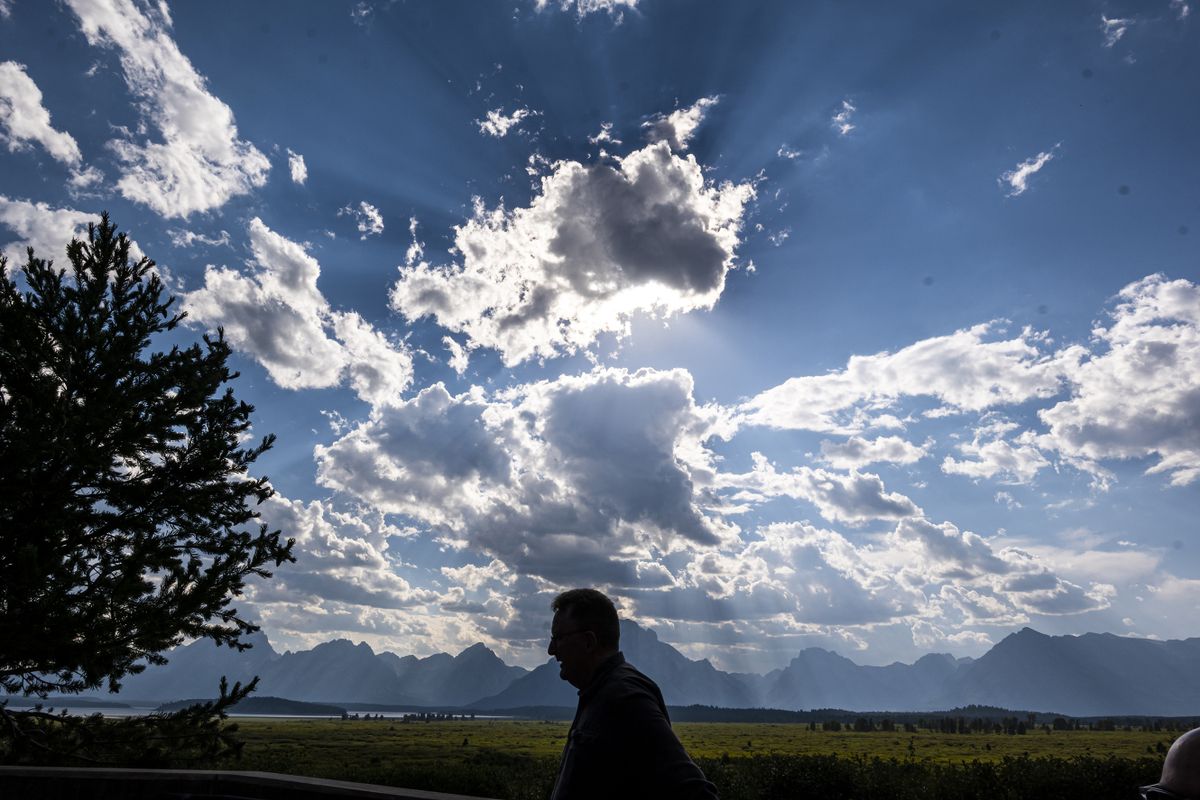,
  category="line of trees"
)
[807,715,1200,734]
